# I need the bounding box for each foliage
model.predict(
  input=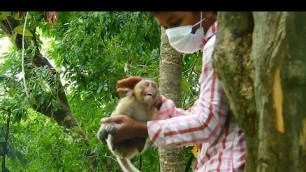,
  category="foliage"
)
[182,53,202,109]
[5,109,91,171]
[40,12,160,98]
